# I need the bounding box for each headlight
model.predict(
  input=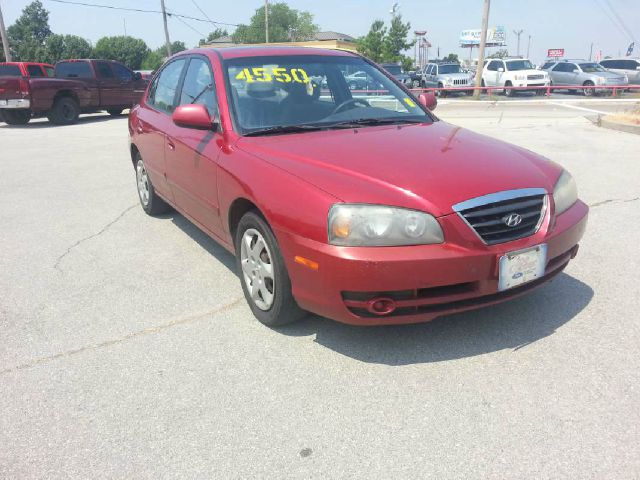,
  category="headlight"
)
[553,170,578,215]
[515,74,526,81]
[596,76,606,84]
[328,204,444,246]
